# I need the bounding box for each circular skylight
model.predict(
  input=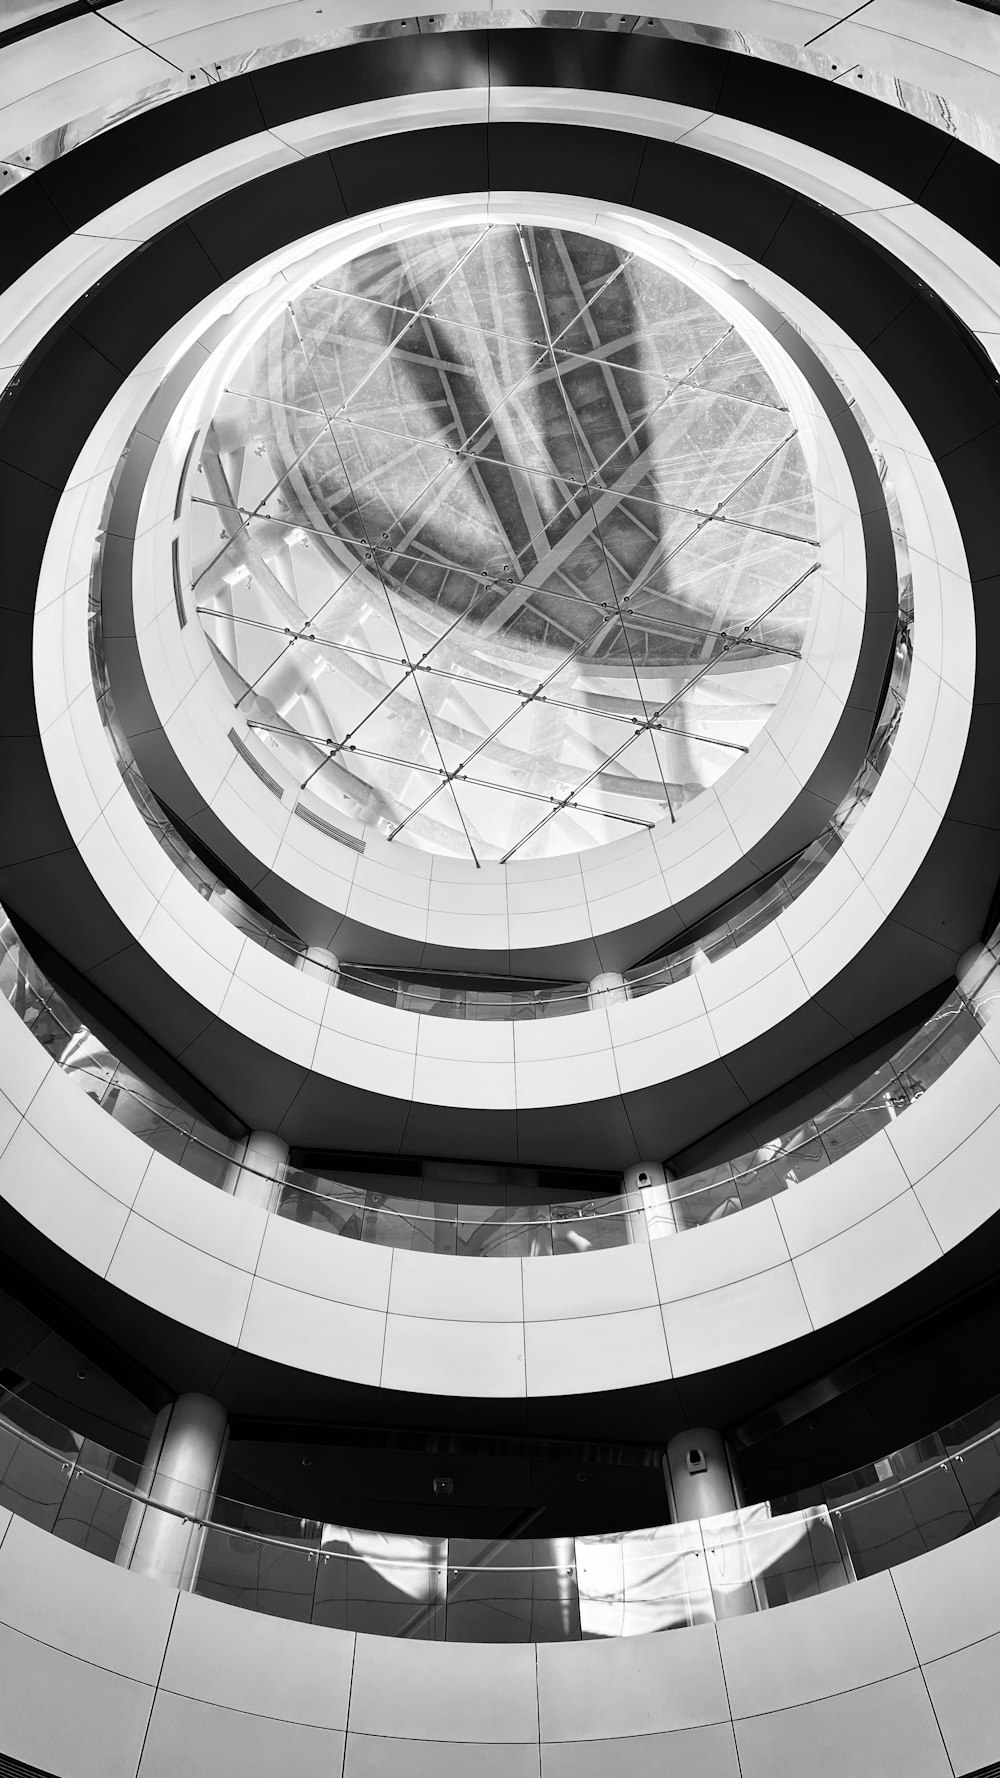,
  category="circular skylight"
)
[190,222,820,862]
